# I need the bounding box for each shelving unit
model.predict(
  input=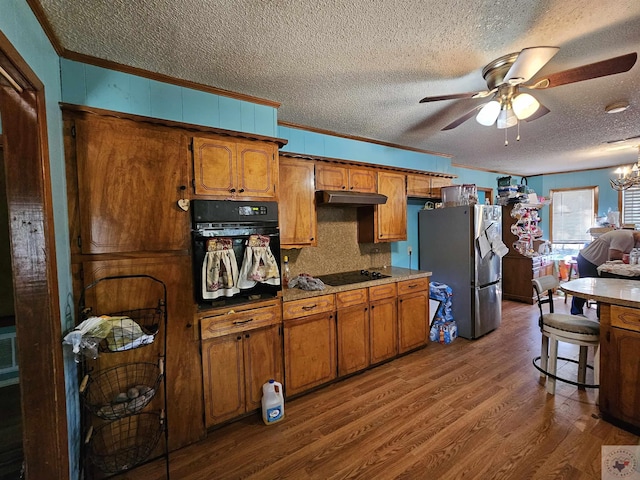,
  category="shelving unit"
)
[78,275,170,479]
[502,204,554,304]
